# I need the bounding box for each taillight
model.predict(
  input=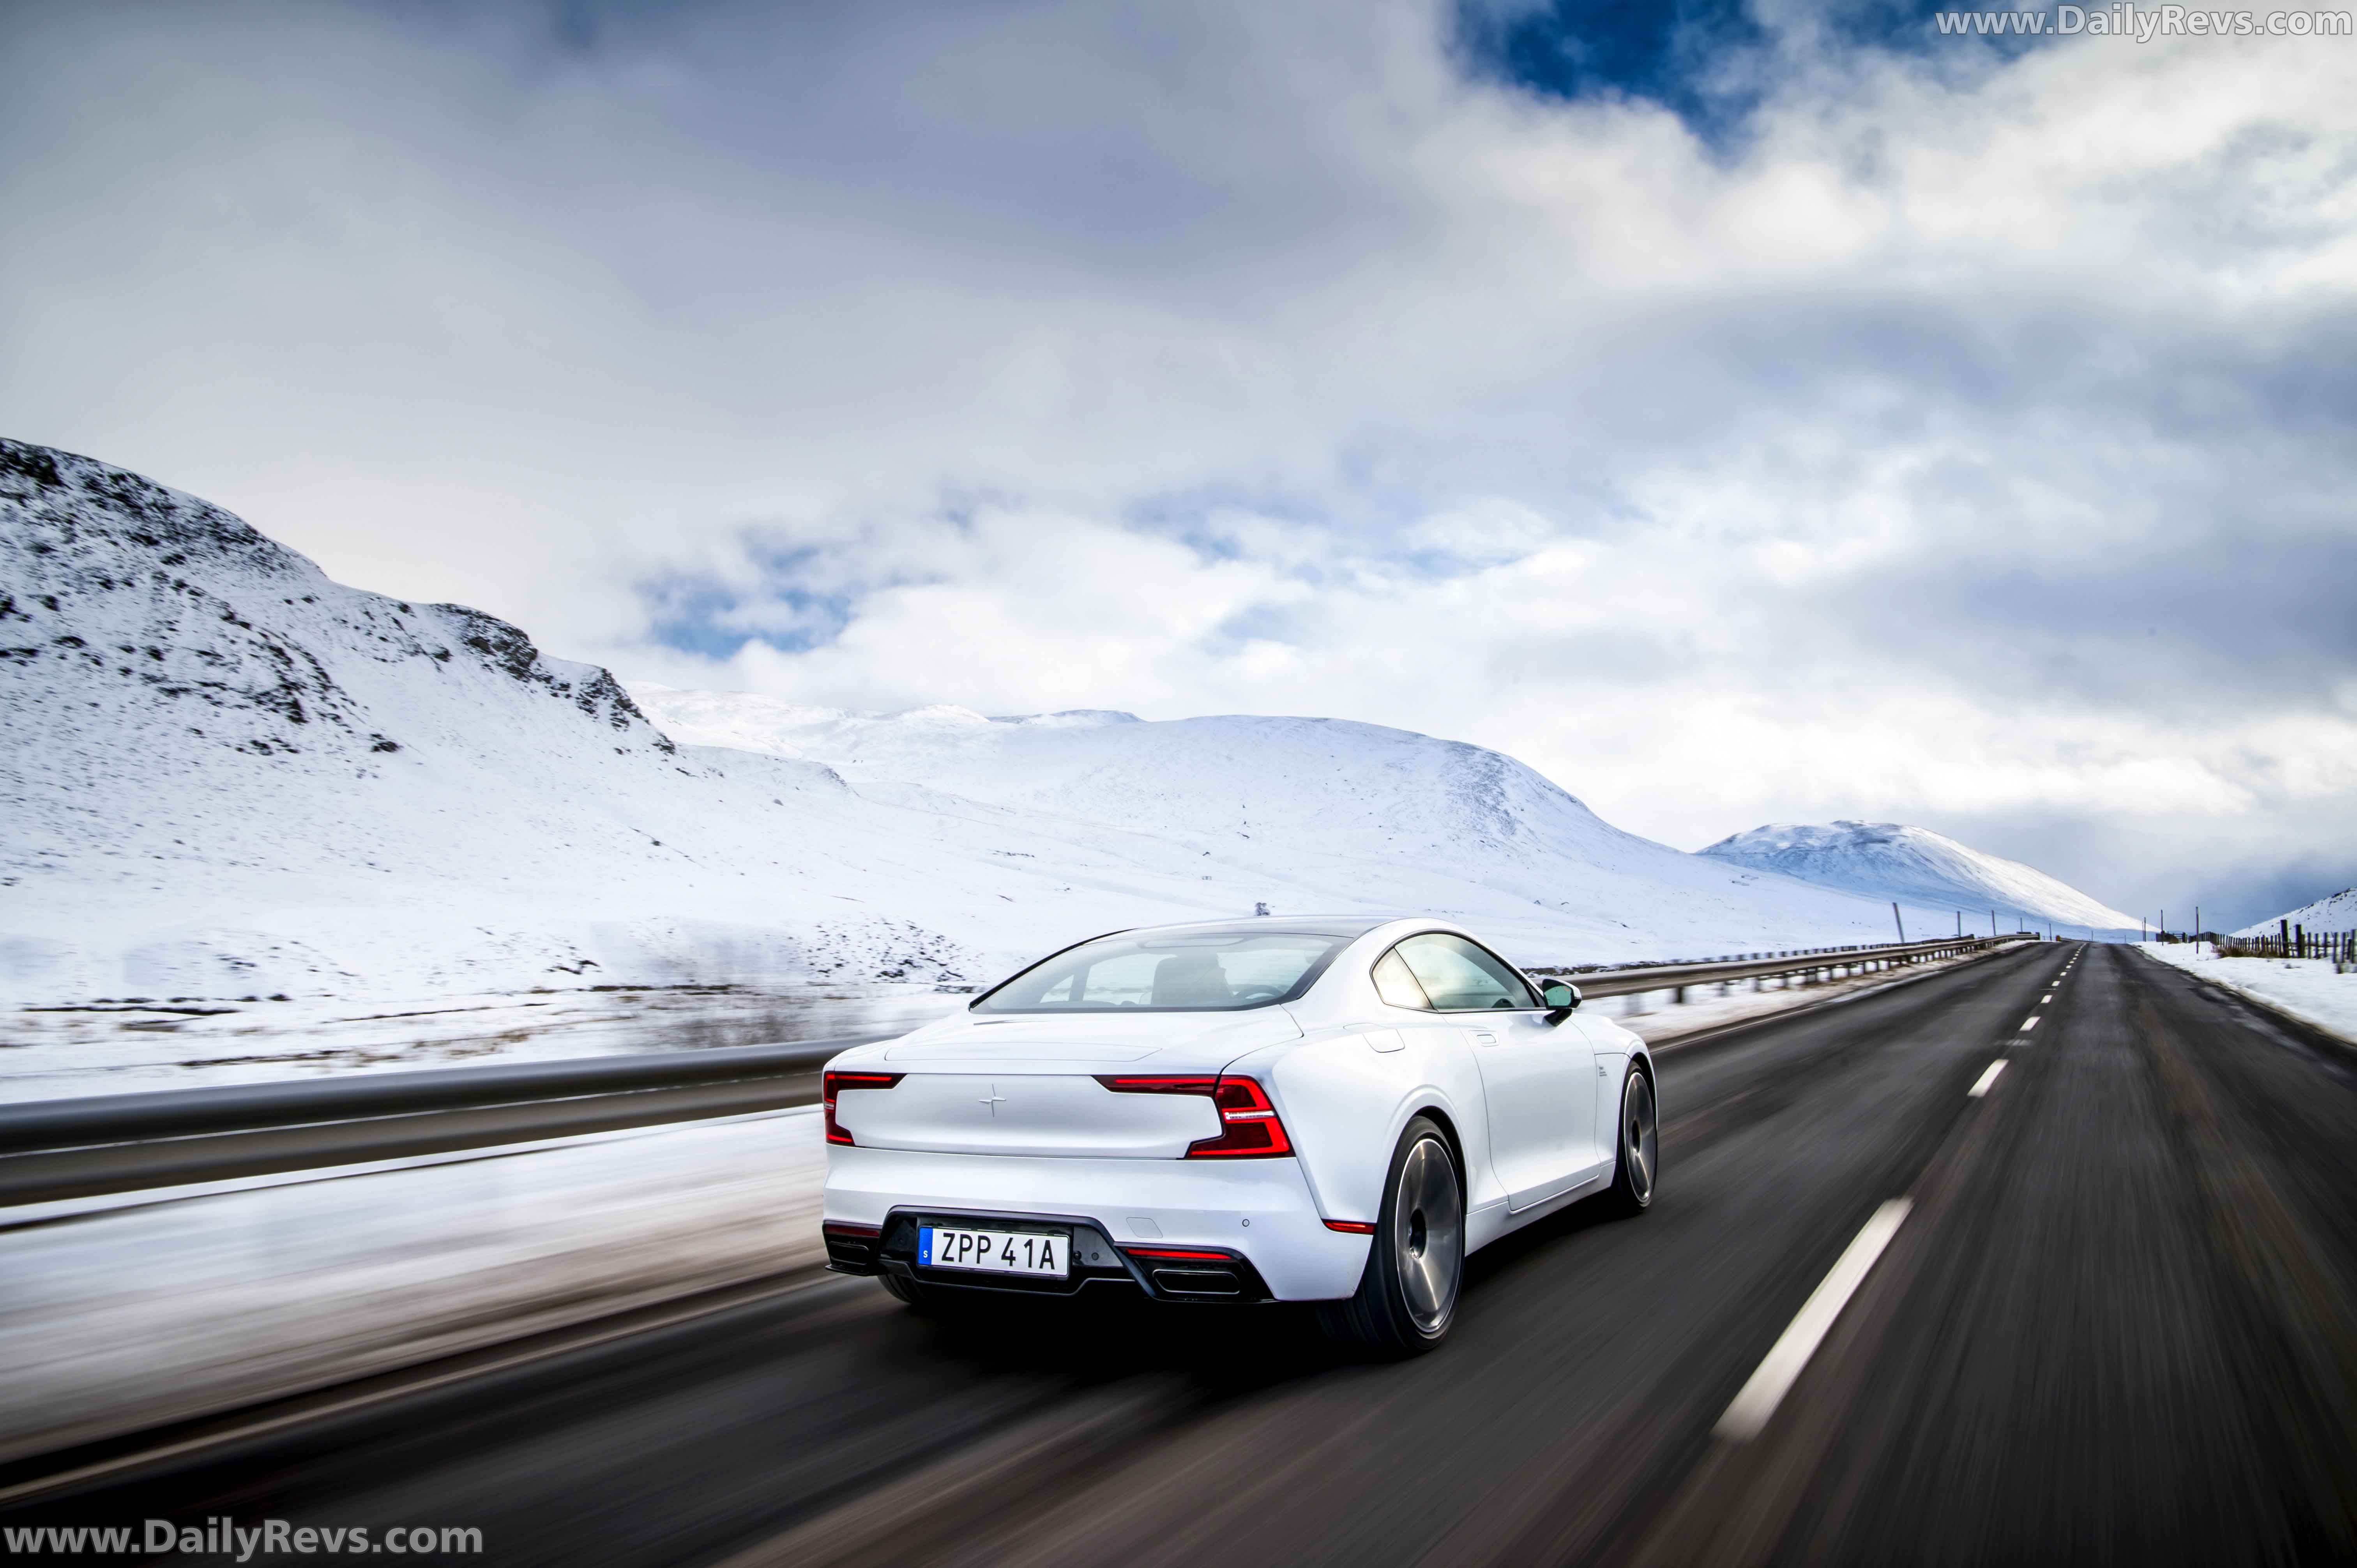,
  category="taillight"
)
[1094,1073,1294,1158]
[1195,1076,1293,1157]
[822,1070,903,1146]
